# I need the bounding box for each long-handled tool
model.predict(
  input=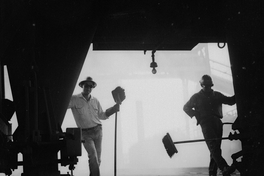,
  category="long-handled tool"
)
[112,87,126,176]
[162,132,240,158]
[114,111,118,176]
